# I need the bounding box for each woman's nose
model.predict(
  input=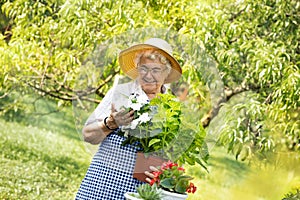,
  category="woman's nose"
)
[144,71,154,79]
